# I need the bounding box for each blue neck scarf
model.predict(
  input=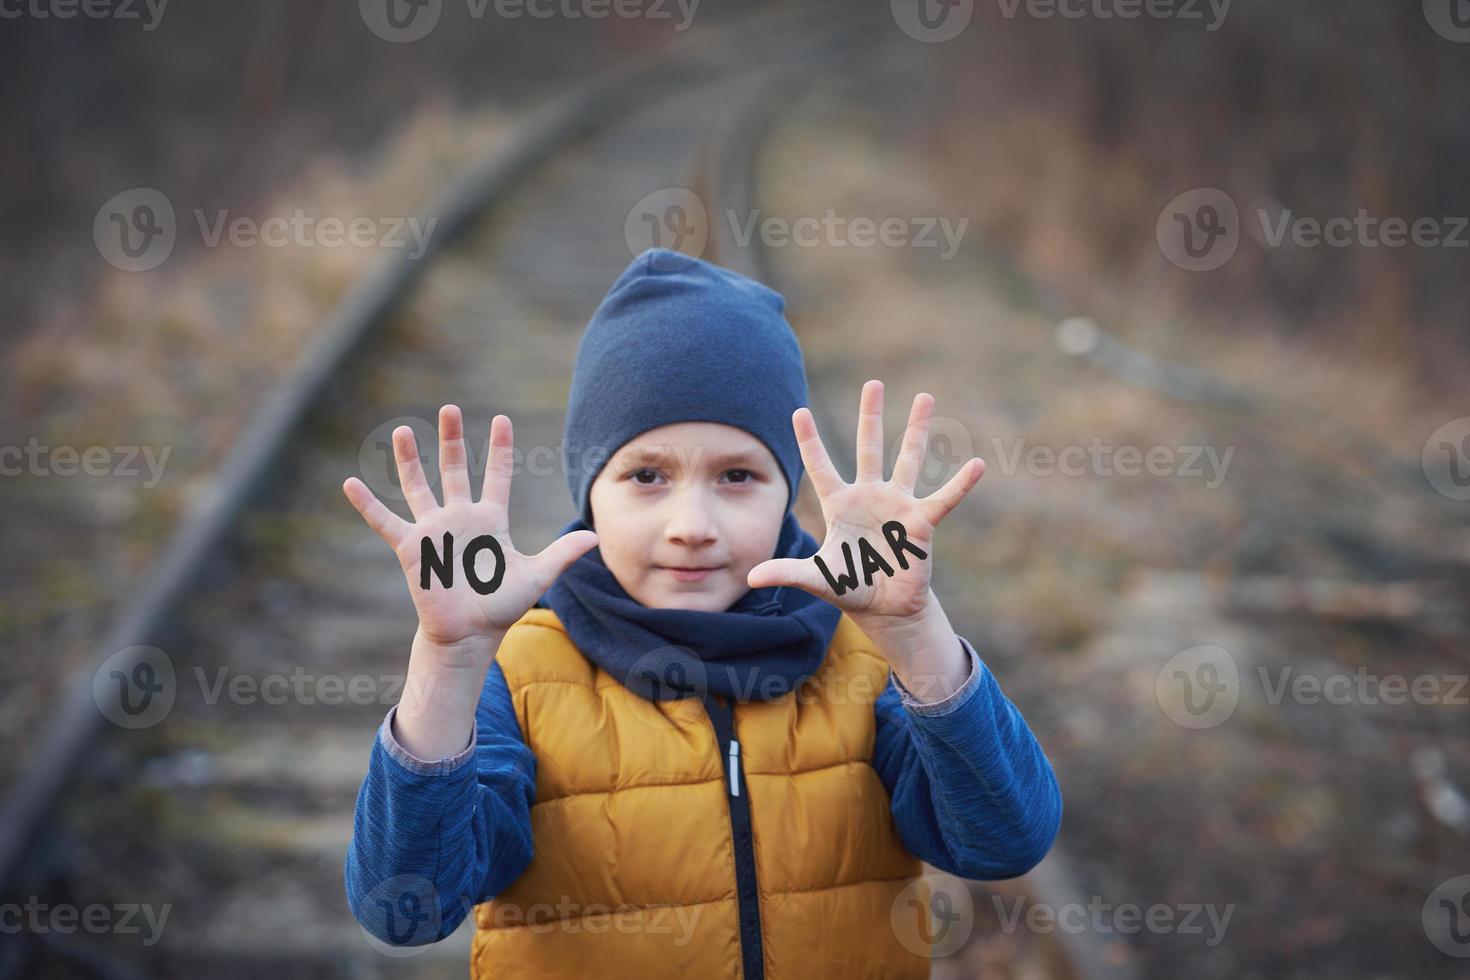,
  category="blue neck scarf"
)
[538,512,841,703]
